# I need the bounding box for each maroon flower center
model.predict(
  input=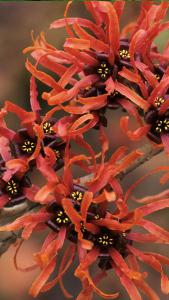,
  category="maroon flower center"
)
[97,233,113,248]
[55,209,70,226]
[5,179,19,197]
[53,149,61,160]
[119,49,130,60]
[21,140,36,154]
[154,97,165,108]
[155,118,169,134]
[95,229,129,252]
[71,190,83,202]
[43,121,54,134]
